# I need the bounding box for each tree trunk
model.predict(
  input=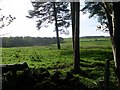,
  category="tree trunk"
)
[112,2,120,83]
[53,2,61,49]
[102,2,120,84]
[72,2,80,72]
[70,2,75,49]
